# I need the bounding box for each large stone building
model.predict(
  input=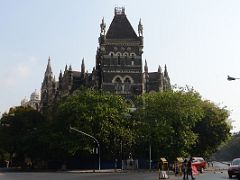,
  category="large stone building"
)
[40,7,171,112]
